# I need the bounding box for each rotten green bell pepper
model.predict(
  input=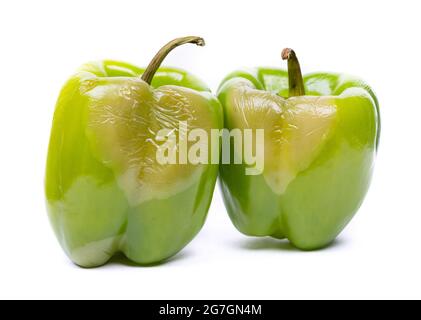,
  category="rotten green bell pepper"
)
[217,48,380,250]
[45,37,223,267]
